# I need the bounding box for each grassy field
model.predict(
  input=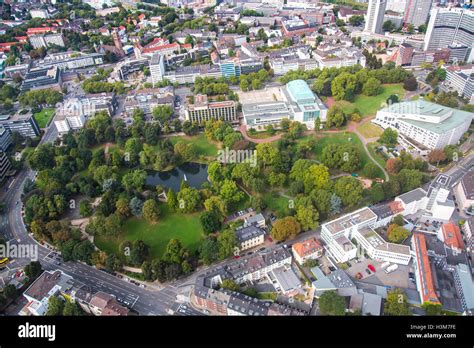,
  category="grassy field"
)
[95,204,203,259]
[367,142,390,169]
[335,84,405,117]
[33,108,55,128]
[356,122,383,139]
[262,192,292,217]
[296,132,383,177]
[169,134,219,158]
